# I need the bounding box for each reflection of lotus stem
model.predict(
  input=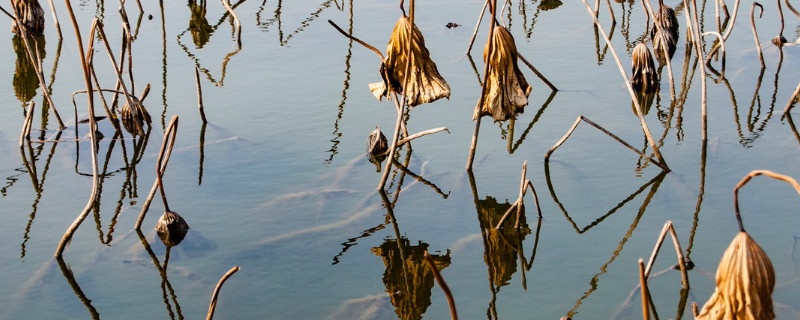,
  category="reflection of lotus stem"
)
[206,266,241,320]
[705,0,739,64]
[424,251,457,320]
